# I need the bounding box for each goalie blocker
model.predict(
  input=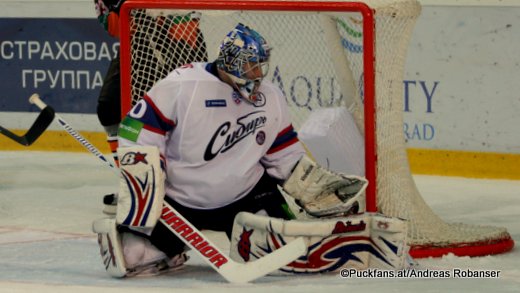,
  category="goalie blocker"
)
[230,212,411,273]
[116,146,165,229]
